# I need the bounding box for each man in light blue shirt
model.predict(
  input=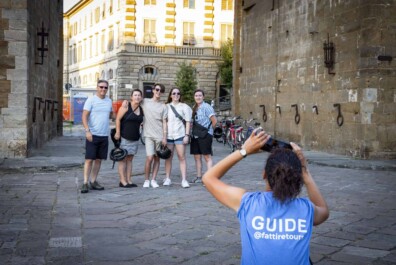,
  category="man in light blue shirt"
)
[81,80,114,193]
